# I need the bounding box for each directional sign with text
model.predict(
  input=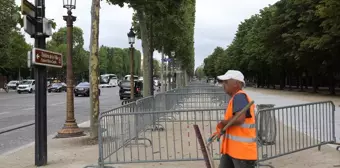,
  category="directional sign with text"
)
[21,0,36,18]
[32,48,63,68]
